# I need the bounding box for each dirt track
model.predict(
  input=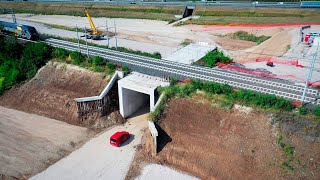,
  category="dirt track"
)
[0,61,113,127]
[0,106,91,179]
[147,97,320,180]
